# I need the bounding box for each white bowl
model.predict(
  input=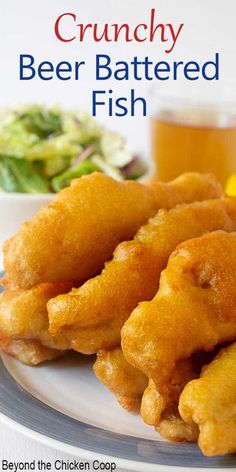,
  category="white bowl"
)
[0,193,54,270]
